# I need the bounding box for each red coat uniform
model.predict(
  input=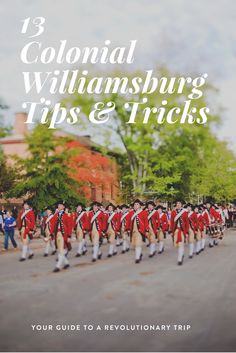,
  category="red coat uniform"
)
[146,209,159,236]
[104,212,121,233]
[88,210,106,236]
[72,211,89,231]
[128,209,149,236]
[170,208,189,243]
[50,211,72,244]
[43,214,54,236]
[120,211,131,232]
[159,212,169,232]
[196,213,205,232]
[18,209,36,239]
[214,209,223,224]
[203,208,219,227]
[188,211,198,233]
